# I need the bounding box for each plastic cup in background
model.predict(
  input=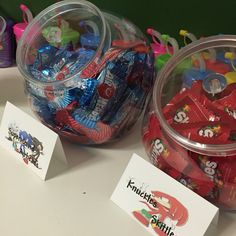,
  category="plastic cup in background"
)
[0,16,14,68]
[13,4,33,44]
